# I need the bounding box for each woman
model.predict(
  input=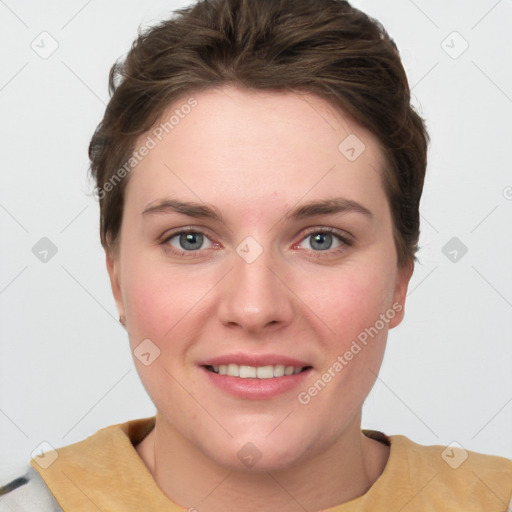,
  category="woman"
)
[1,0,511,510]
